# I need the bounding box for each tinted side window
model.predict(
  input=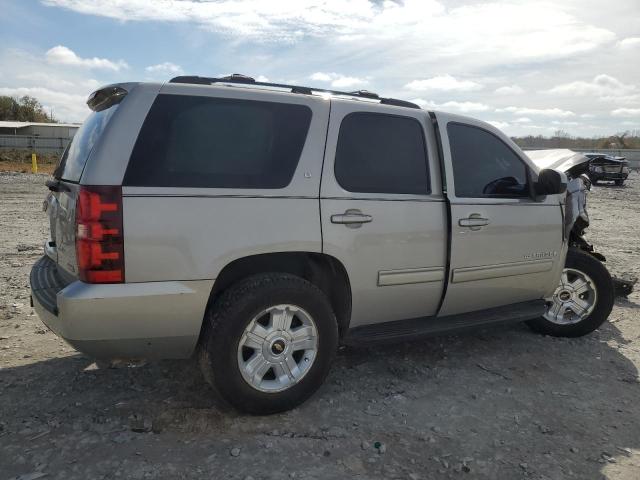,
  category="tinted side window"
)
[55,104,119,182]
[124,95,312,189]
[447,123,529,198]
[334,113,429,195]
